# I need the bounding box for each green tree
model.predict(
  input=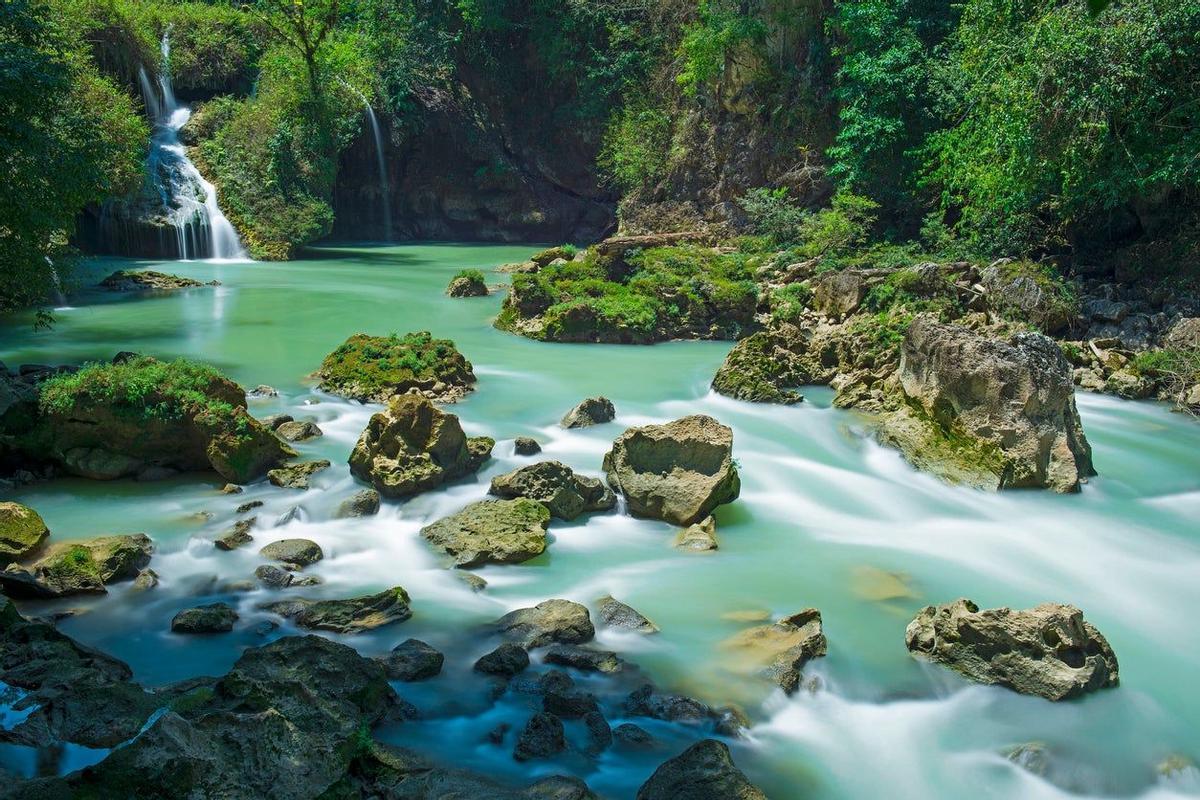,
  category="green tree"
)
[246,0,340,96]
[0,0,145,317]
